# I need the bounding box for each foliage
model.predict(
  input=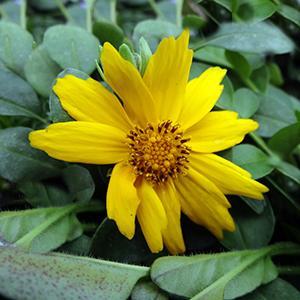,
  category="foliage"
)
[0,0,299,299]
